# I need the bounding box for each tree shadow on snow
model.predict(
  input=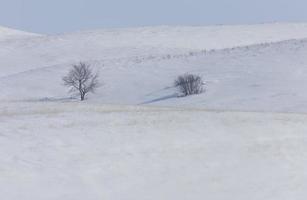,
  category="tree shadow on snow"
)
[139,93,178,105]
